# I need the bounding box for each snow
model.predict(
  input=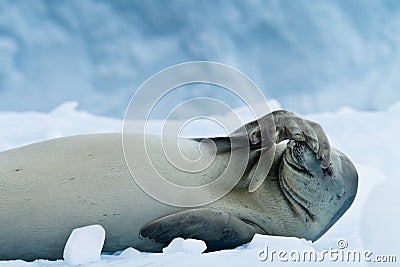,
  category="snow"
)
[0,100,399,266]
[116,247,141,259]
[162,238,207,254]
[63,225,105,265]
[0,102,121,152]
